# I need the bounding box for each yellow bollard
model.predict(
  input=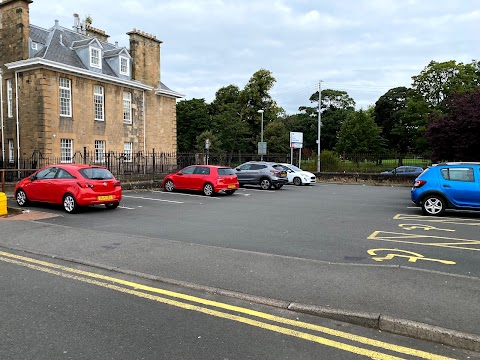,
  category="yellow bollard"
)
[0,192,7,216]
